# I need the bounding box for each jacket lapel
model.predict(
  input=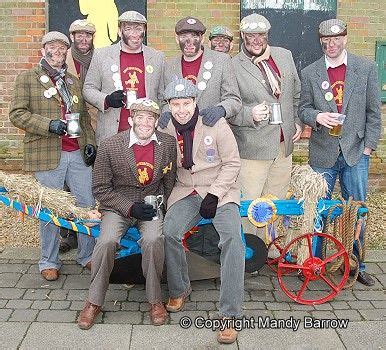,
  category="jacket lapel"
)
[341,54,358,114]
[192,118,204,160]
[143,45,153,97]
[196,49,210,103]
[315,57,338,113]
[122,131,139,182]
[238,53,271,95]
[35,66,62,104]
[152,132,162,183]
